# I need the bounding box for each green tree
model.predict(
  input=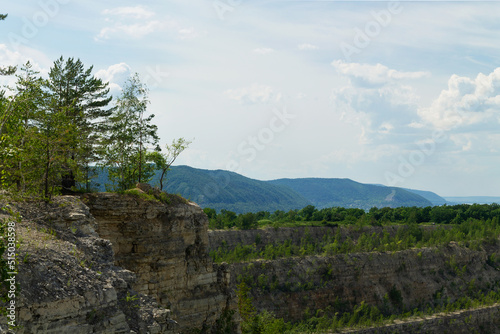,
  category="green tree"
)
[0,62,49,194]
[150,137,191,190]
[45,56,112,192]
[236,282,257,329]
[9,62,45,192]
[34,103,75,198]
[237,212,257,230]
[299,205,316,221]
[101,73,159,191]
